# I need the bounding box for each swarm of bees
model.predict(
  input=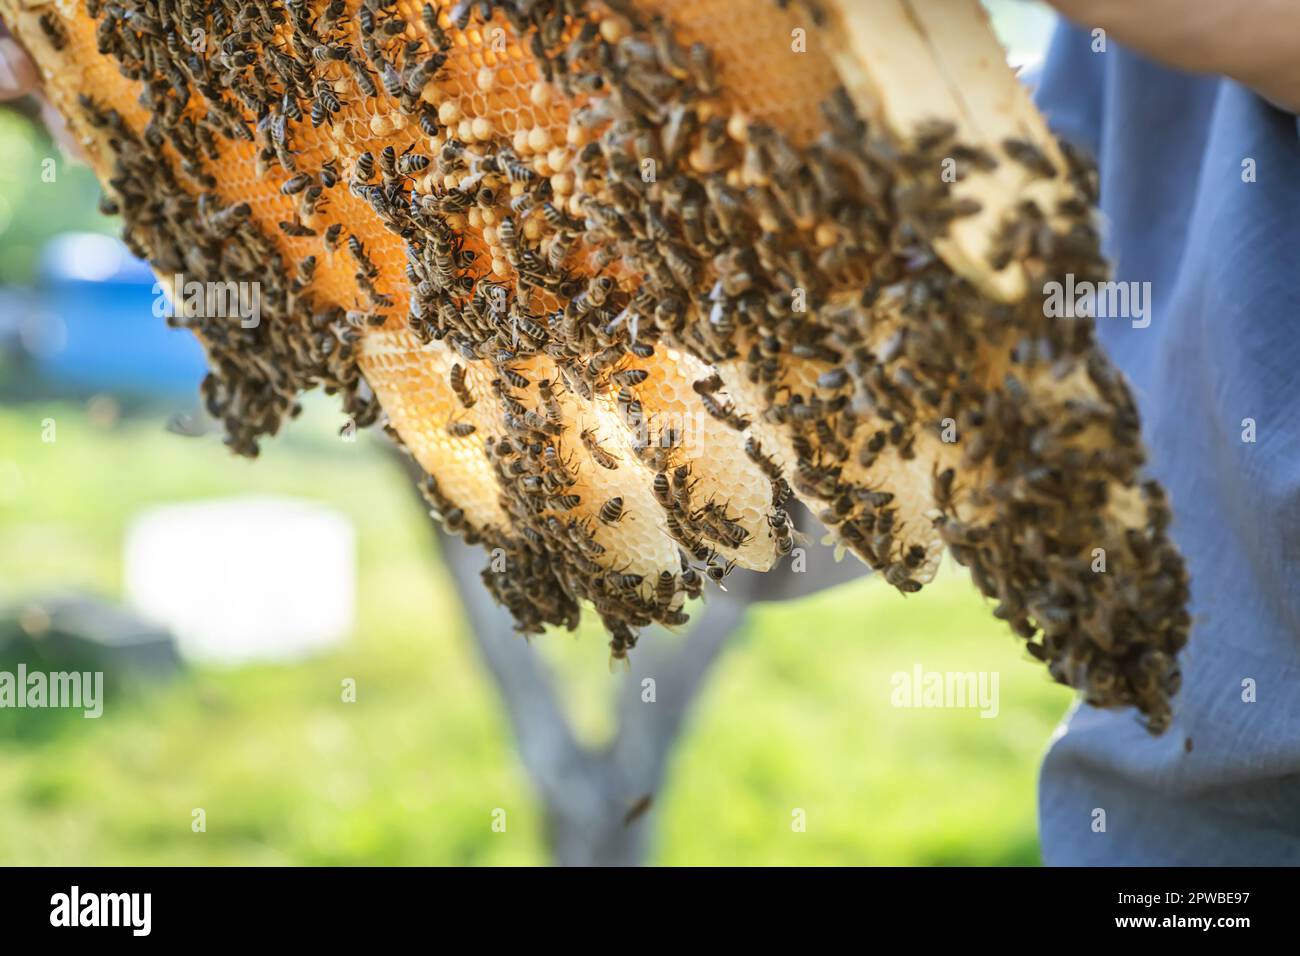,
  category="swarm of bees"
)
[10,0,1189,731]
